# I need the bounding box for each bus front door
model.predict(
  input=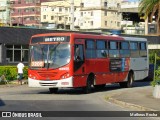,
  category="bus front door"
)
[73,44,86,87]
